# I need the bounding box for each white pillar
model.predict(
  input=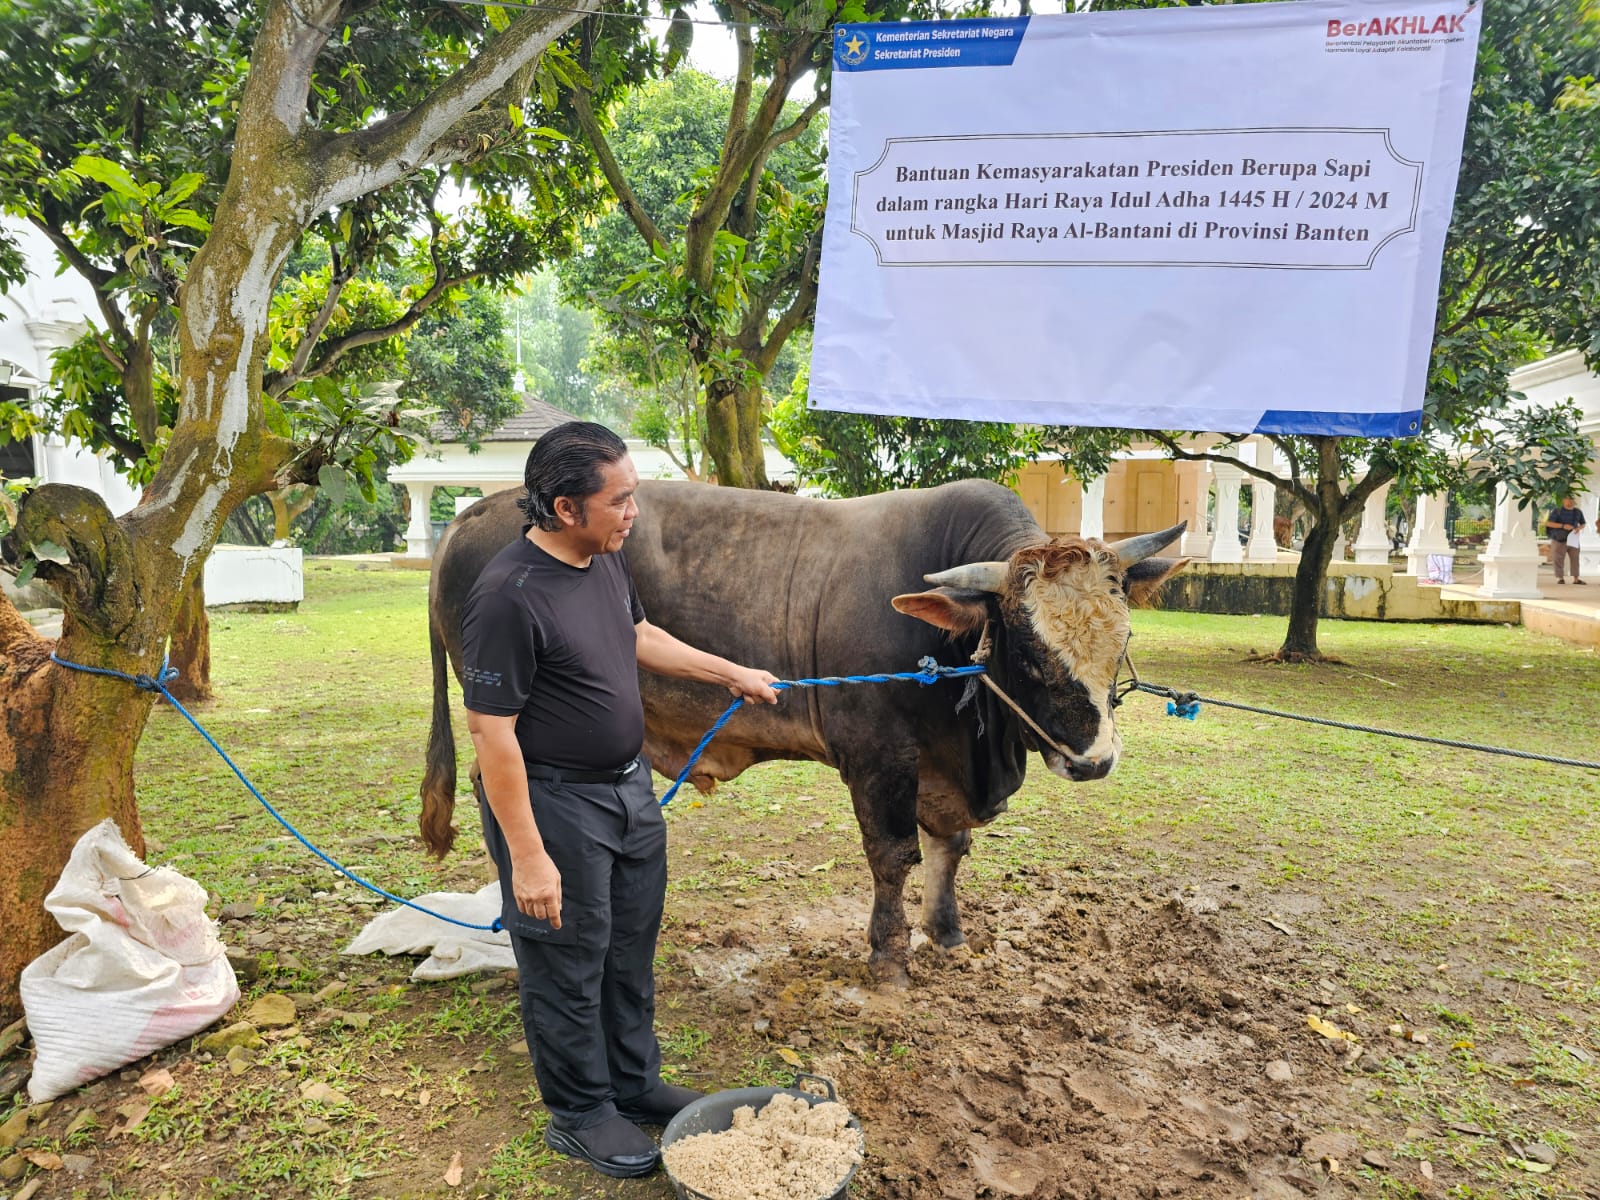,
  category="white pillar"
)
[1403,492,1452,578]
[1174,461,1213,558]
[1577,470,1600,583]
[1079,474,1106,540]
[1246,476,1279,562]
[404,483,435,559]
[1209,463,1243,564]
[1353,480,1393,565]
[1478,483,1543,598]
